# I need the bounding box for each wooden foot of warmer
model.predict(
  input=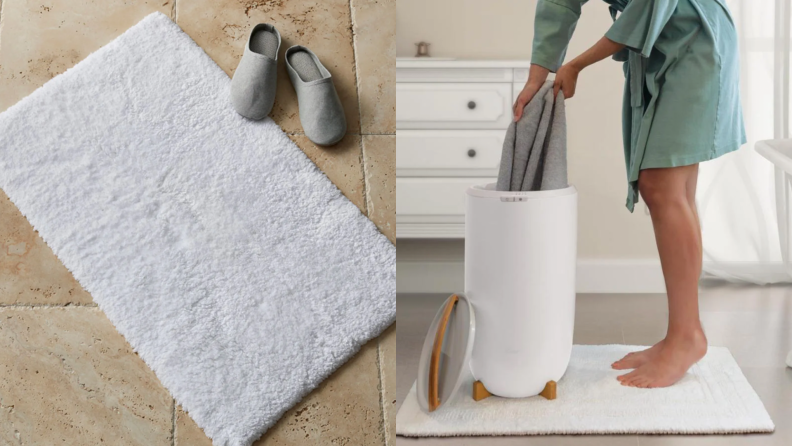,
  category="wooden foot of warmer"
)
[472,380,492,401]
[540,380,557,400]
[473,380,557,402]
